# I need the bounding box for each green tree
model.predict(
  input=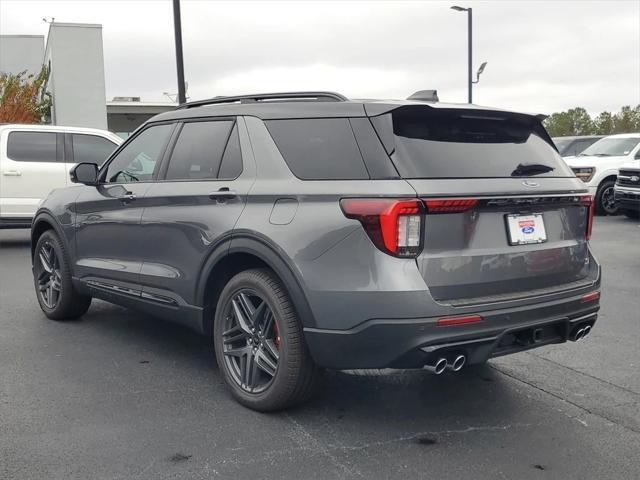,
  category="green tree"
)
[0,65,51,123]
[544,107,594,136]
[592,111,614,135]
[613,105,640,133]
